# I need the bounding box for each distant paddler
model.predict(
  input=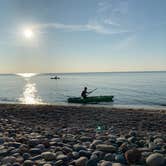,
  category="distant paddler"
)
[81,87,97,99]
[50,76,60,79]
